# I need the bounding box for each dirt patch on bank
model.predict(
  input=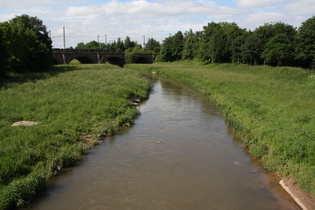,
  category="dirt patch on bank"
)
[11,121,40,126]
[280,178,315,210]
